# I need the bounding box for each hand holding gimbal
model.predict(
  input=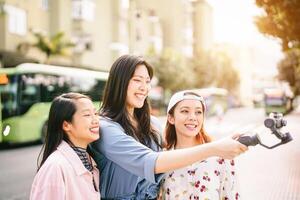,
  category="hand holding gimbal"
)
[237,112,293,149]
